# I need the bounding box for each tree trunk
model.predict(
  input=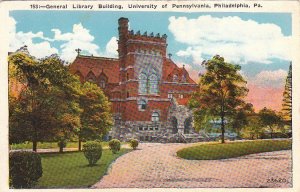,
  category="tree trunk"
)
[33,140,37,152]
[270,126,273,138]
[59,145,63,153]
[221,115,225,143]
[78,139,82,151]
